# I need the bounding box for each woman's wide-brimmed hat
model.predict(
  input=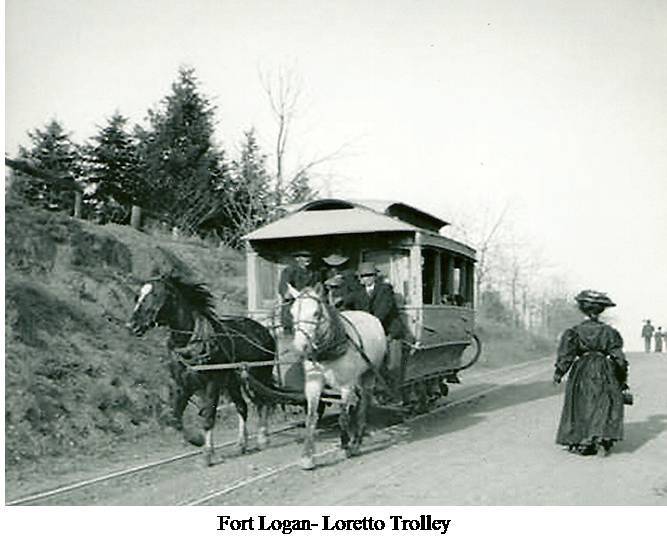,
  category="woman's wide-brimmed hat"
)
[323,253,349,266]
[575,289,616,307]
[357,262,377,276]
